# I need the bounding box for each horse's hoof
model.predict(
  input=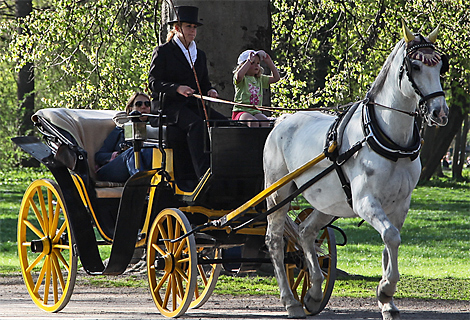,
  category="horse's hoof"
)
[382,310,401,320]
[286,305,306,319]
[303,291,322,314]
